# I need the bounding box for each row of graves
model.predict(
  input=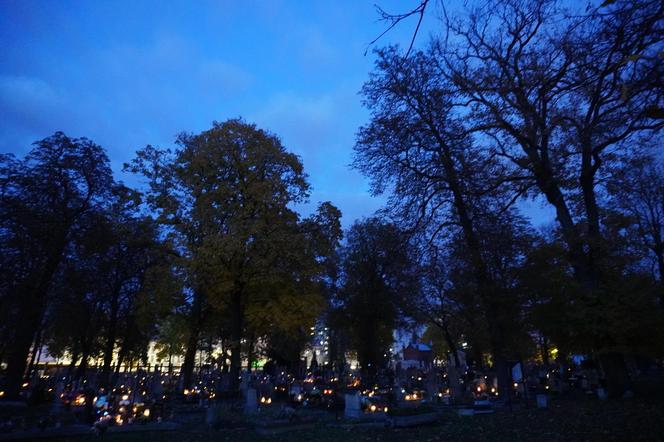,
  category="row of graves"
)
[0,350,618,437]
[0,366,183,436]
[0,368,496,436]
